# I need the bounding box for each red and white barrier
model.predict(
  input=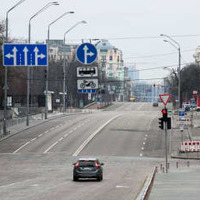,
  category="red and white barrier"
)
[180,141,200,152]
